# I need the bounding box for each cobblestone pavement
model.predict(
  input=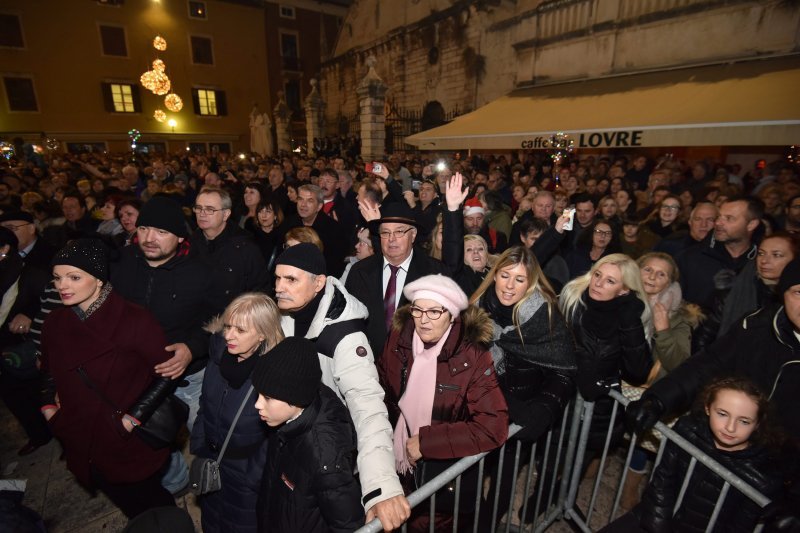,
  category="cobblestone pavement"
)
[0,403,202,533]
[3,399,633,533]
